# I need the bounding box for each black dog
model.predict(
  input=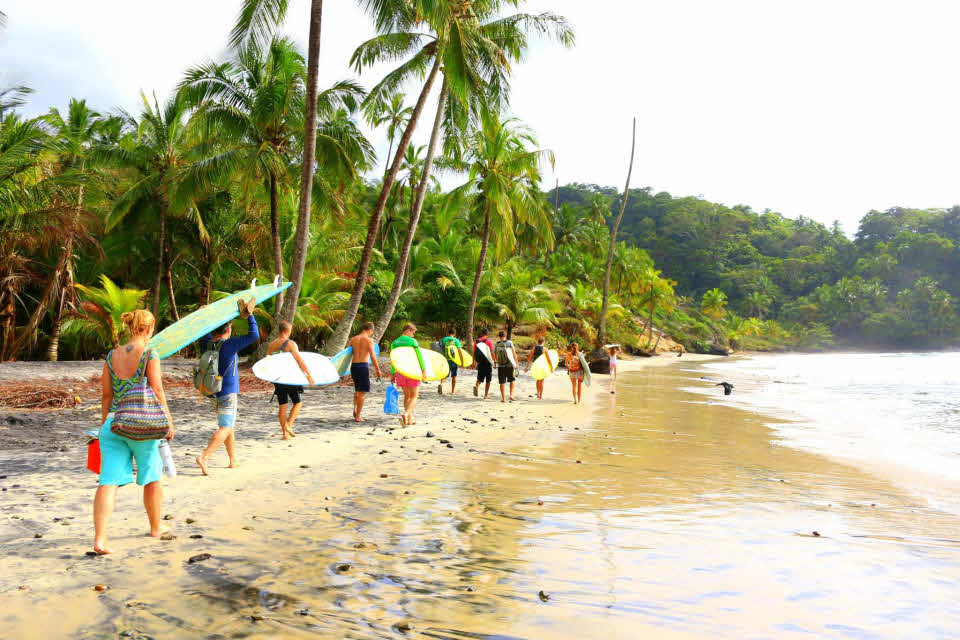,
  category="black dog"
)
[716,382,734,396]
